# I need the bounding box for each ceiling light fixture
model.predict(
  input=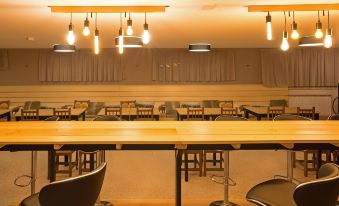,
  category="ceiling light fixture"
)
[280,11,289,51]
[291,11,299,39]
[126,12,134,36]
[298,36,324,47]
[82,13,90,36]
[266,12,272,40]
[118,13,124,54]
[94,13,99,55]
[53,44,76,52]
[315,10,324,39]
[115,36,143,48]
[188,43,211,52]
[142,12,151,44]
[67,13,75,45]
[324,10,333,48]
